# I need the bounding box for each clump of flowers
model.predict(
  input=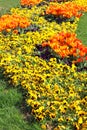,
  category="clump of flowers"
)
[75,0,87,9]
[45,0,72,3]
[10,7,79,34]
[1,53,86,130]
[42,32,87,60]
[46,1,87,18]
[0,14,30,34]
[20,0,43,7]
